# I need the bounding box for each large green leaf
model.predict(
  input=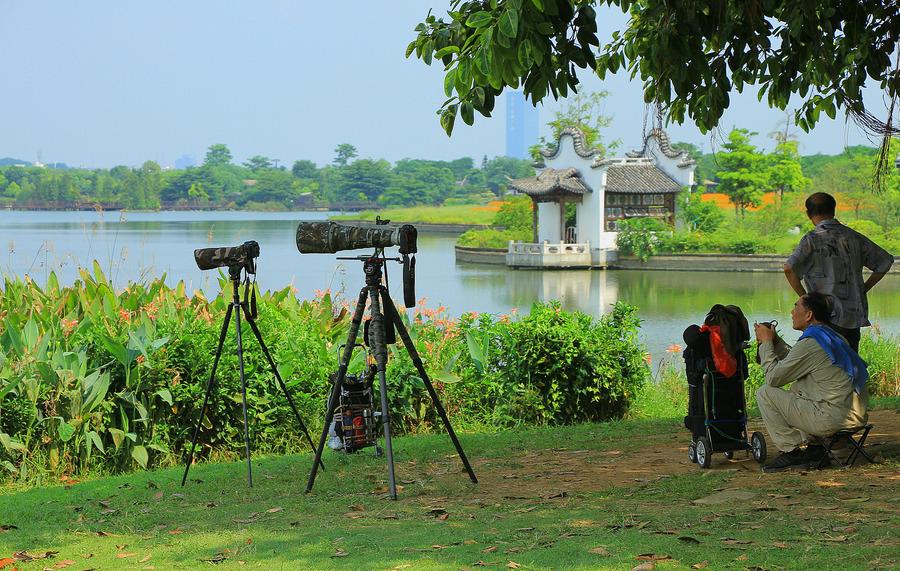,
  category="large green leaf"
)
[465,11,493,28]
[498,9,518,38]
[131,445,149,469]
[57,421,76,443]
[0,432,26,452]
[82,371,111,413]
[87,430,105,454]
